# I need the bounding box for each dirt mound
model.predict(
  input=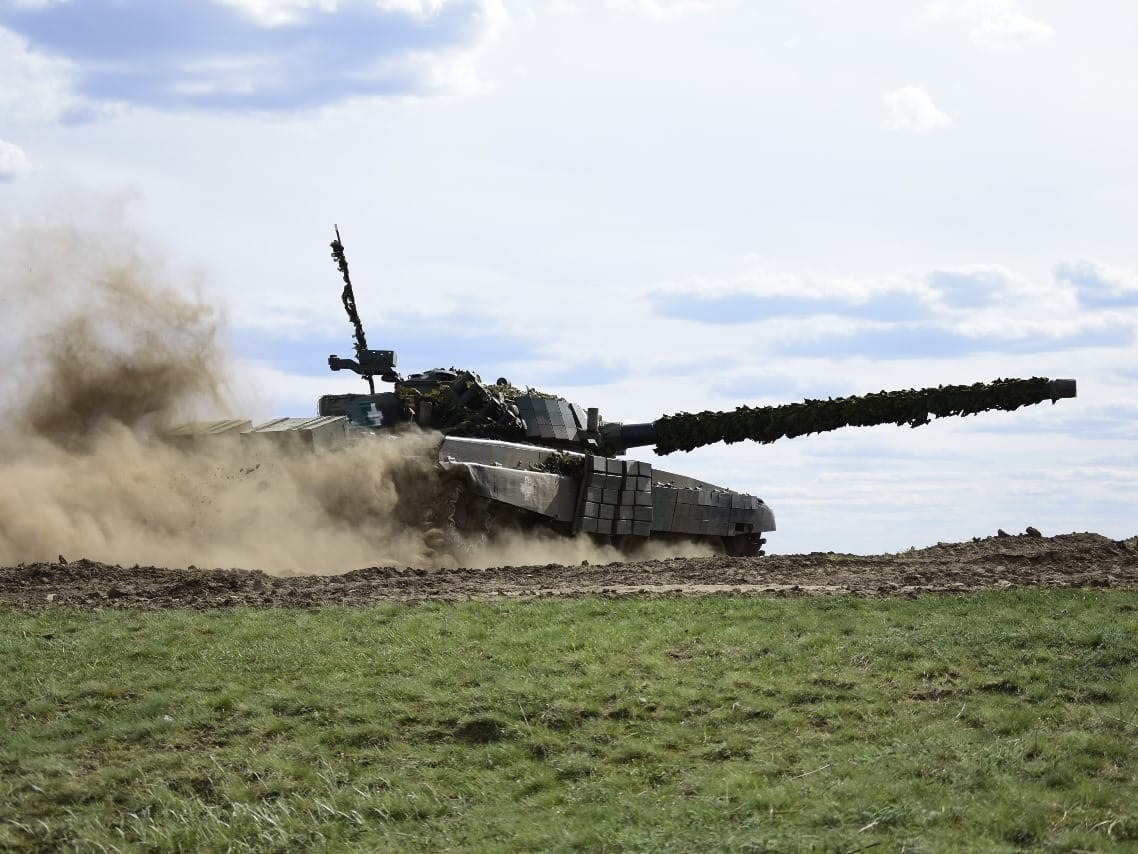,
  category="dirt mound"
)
[2,531,1136,610]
